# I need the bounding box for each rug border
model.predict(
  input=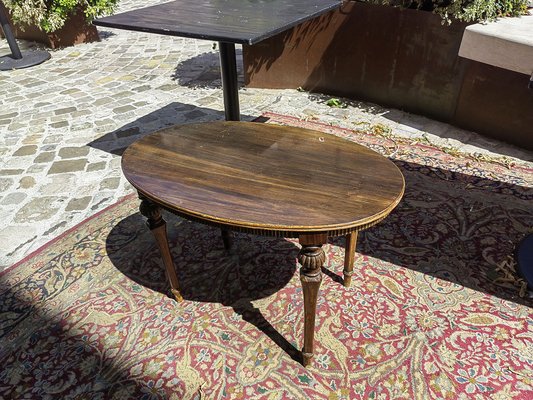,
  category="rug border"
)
[2,193,137,278]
